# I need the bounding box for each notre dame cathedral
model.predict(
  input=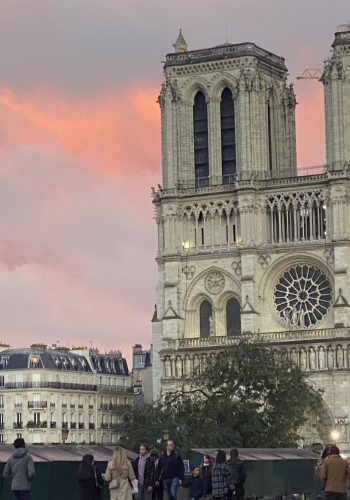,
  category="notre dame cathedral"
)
[151,27,350,447]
